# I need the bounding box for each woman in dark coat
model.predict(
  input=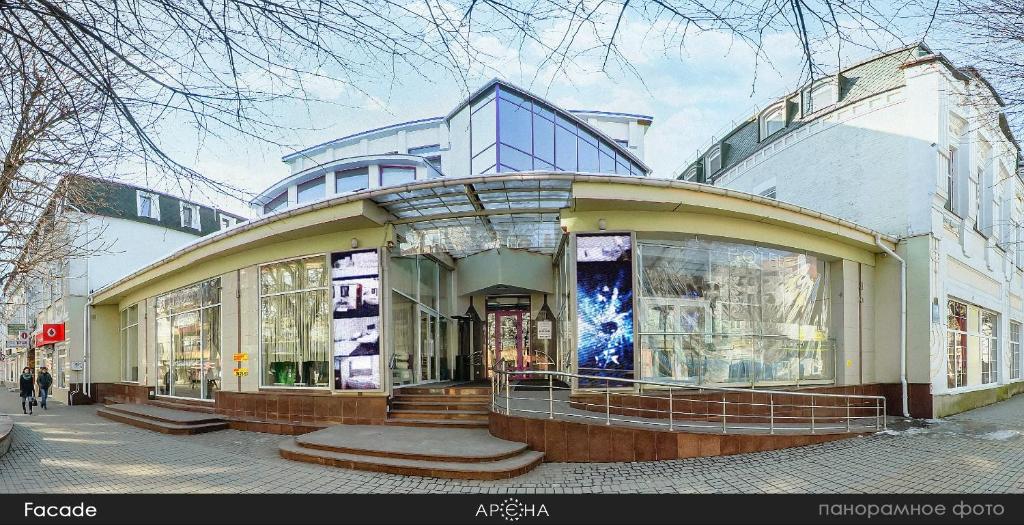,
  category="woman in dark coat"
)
[19,367,35,415]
